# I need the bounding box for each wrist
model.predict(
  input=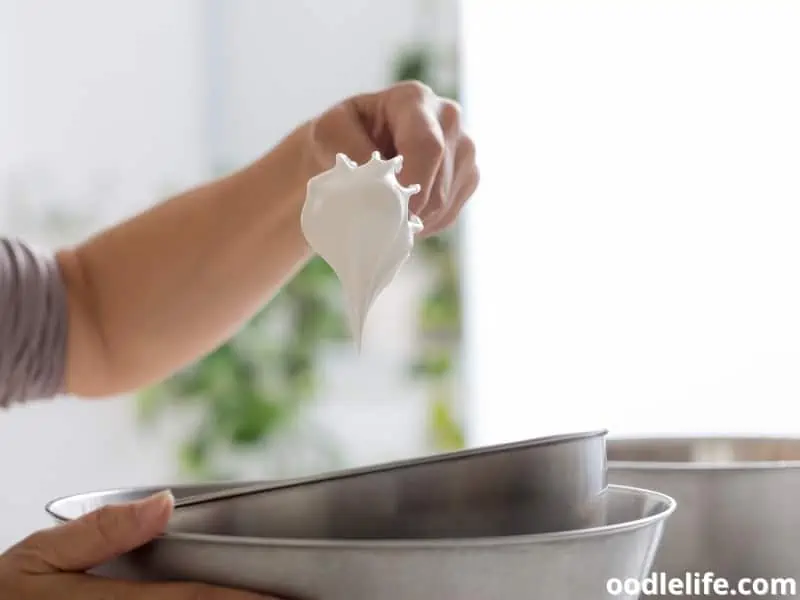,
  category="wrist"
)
[255,123,316,208]
[241,123,316,251]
